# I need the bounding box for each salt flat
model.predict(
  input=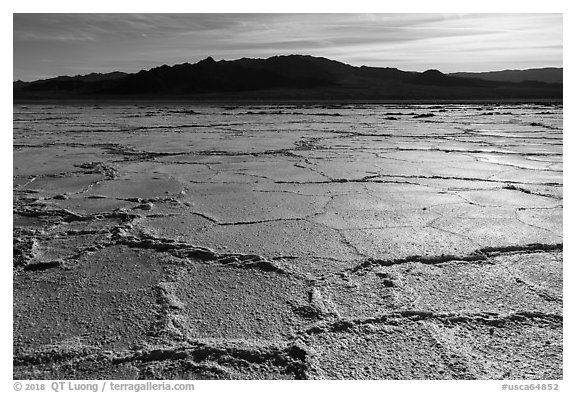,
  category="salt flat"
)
[13,103,562,379]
